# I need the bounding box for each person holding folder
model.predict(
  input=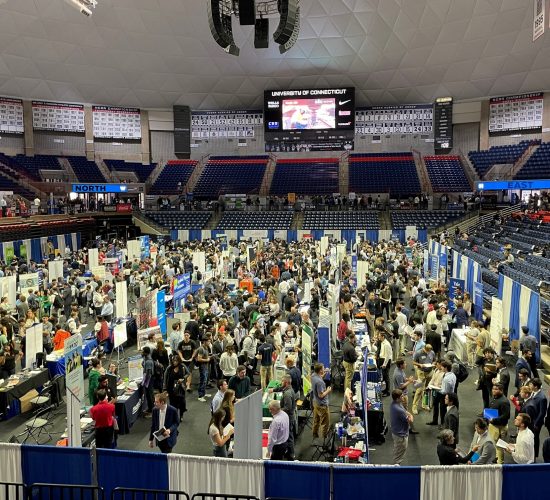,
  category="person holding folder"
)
[458,418,496,465]
[149,392,180,453]
[486,383,510,464]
